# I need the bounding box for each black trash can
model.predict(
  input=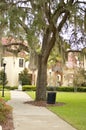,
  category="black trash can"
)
[47,92,56,104]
